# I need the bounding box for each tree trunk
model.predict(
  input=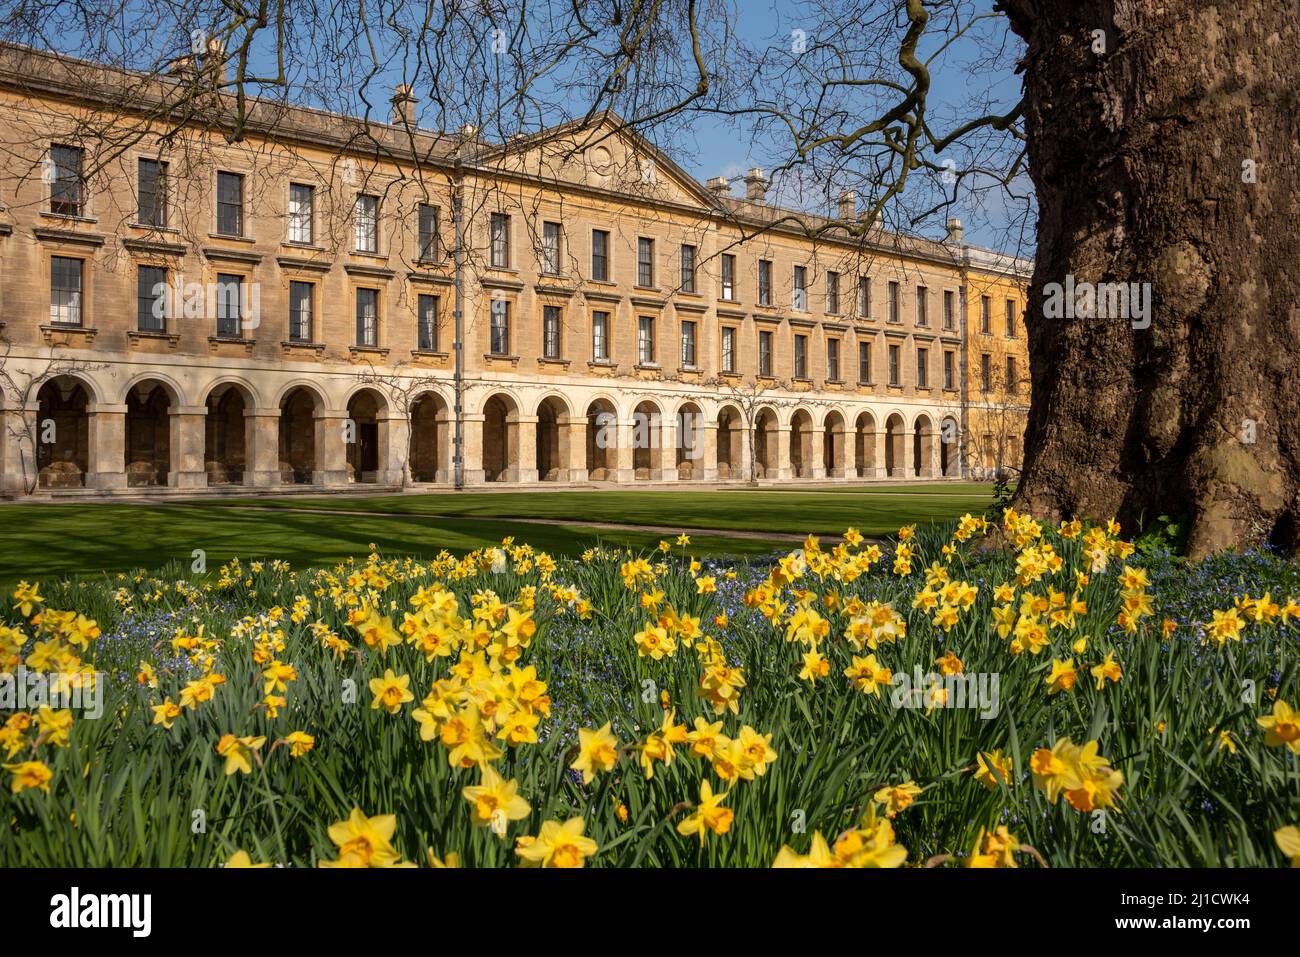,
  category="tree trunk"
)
[1003,1,1300,556]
